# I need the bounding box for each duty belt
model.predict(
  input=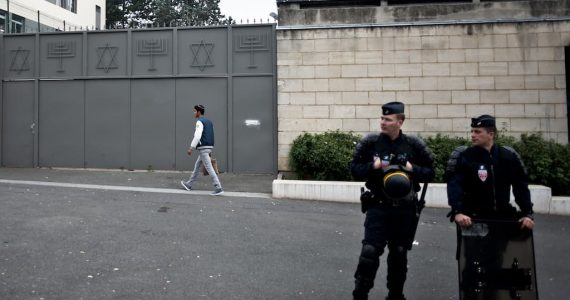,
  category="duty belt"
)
[363,190,415,207]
